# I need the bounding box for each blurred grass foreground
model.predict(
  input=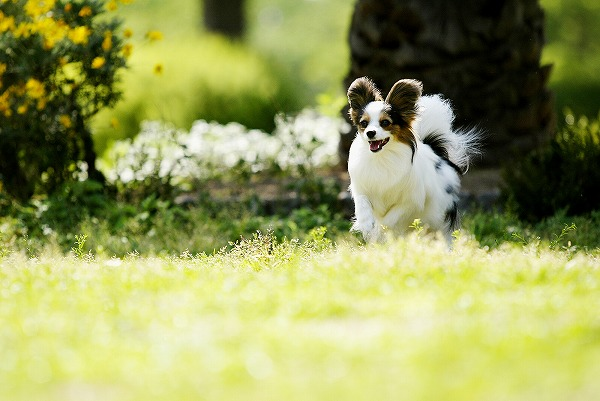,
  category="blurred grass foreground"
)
[2,233,600,401]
